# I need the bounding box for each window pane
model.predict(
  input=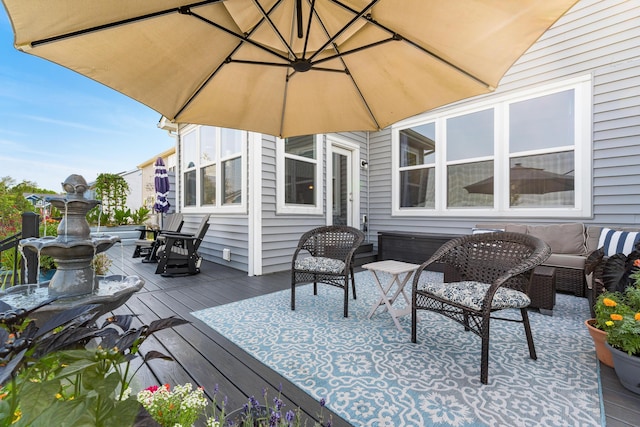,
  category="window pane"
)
[285,135,315,159]
[184,170,196,206]
[182,131,197,169]
[285,158,316,205]
[200,165,216,206]
[510,90,574,152]
[400,123,435,166]
[448,160,494,208]
[510,151,574,207]
[200,126,217,164]
[447,109,493,161]
[400,168,435,208]
[222,157,242,205]
[221,128,243,157]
